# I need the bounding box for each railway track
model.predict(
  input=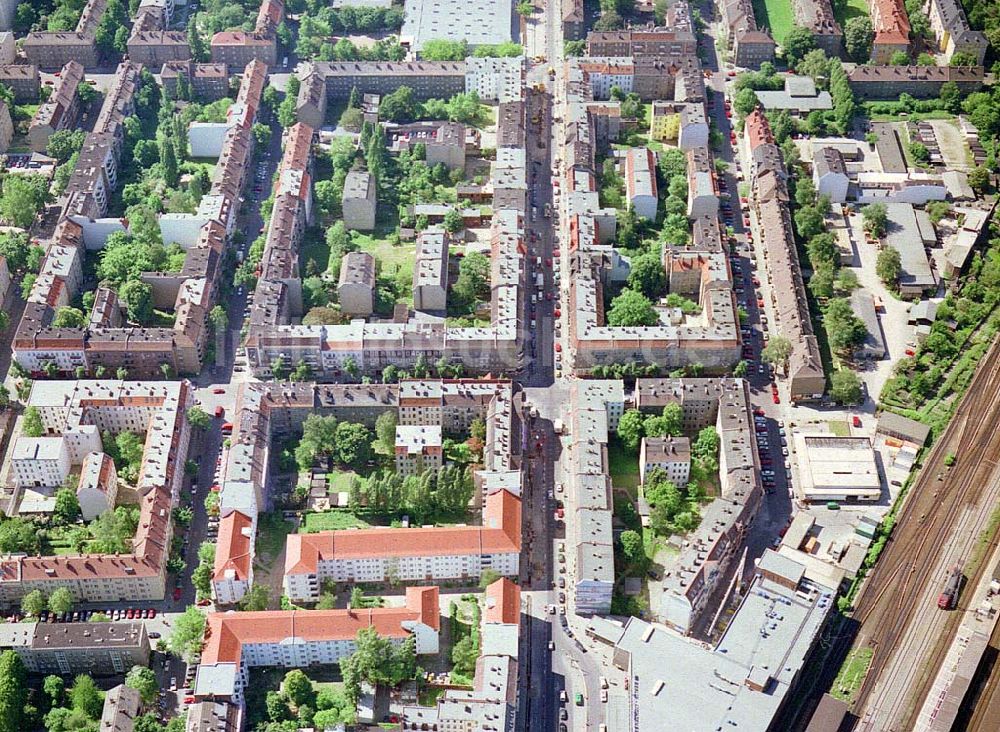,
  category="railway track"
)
[849,337,1000,730]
